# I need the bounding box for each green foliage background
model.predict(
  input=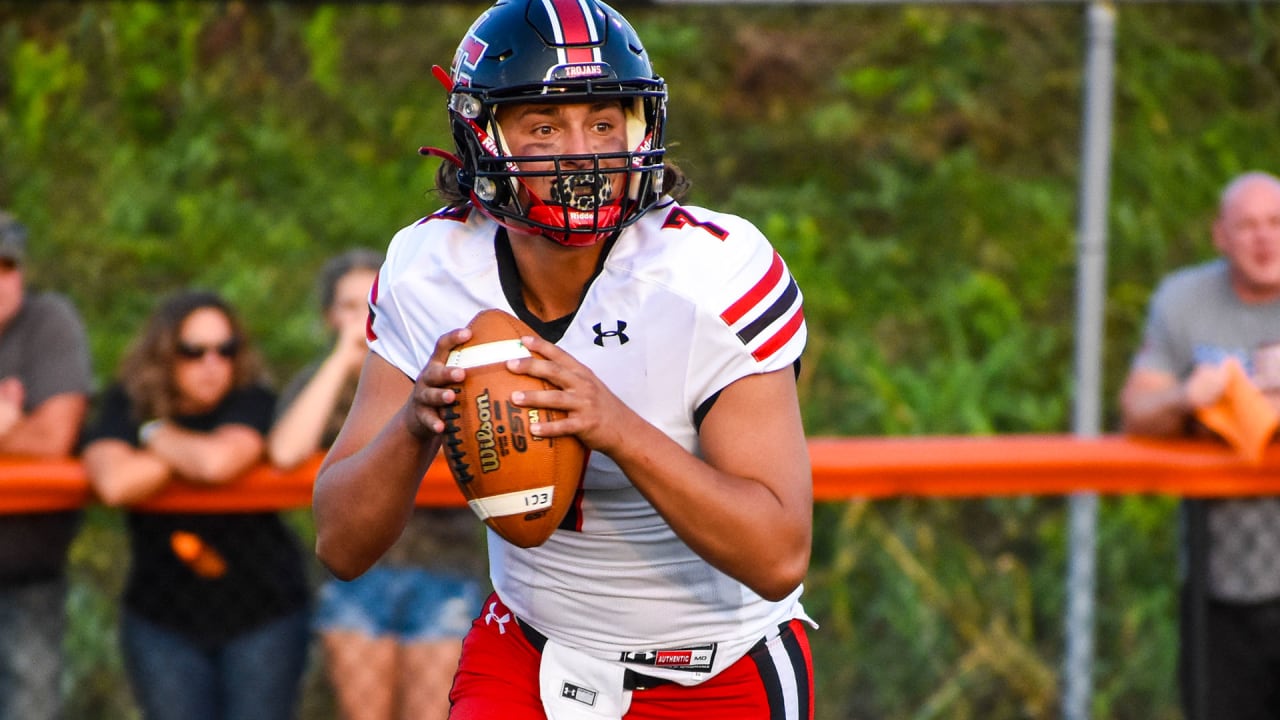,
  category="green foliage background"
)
[2,2,1278,718]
